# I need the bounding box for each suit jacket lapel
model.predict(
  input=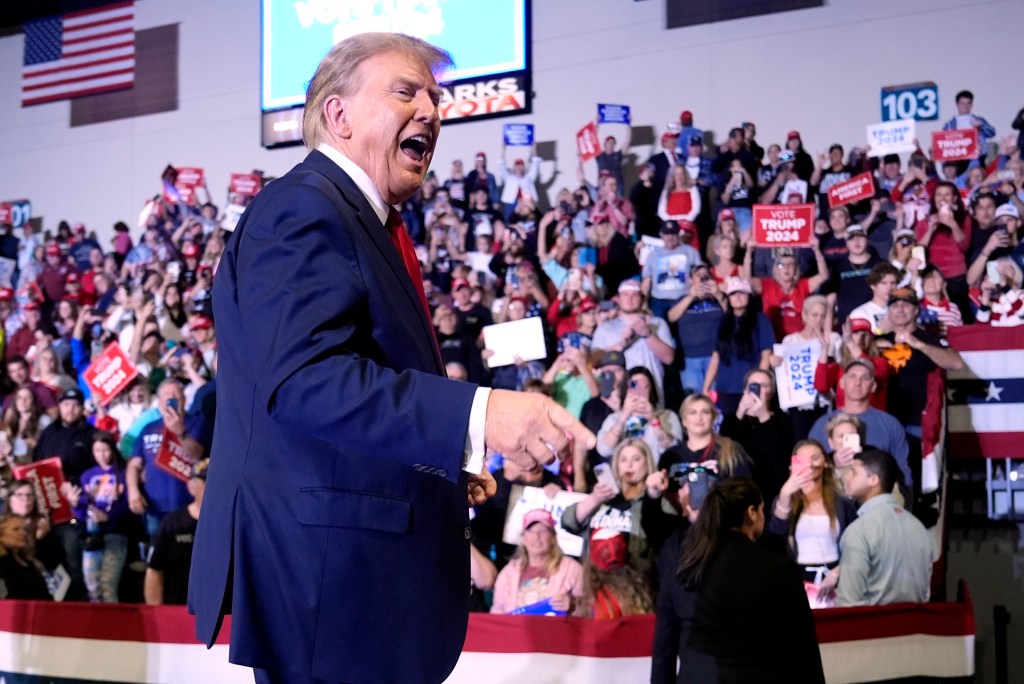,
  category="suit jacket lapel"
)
[302,150,442,371]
